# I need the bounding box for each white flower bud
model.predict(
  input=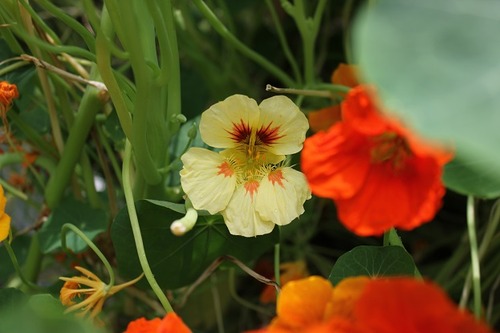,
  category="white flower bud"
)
[170,208,198,236]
